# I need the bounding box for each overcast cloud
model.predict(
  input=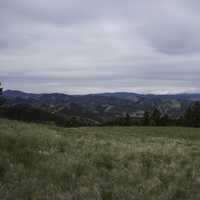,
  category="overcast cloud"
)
[0,0,200,94]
